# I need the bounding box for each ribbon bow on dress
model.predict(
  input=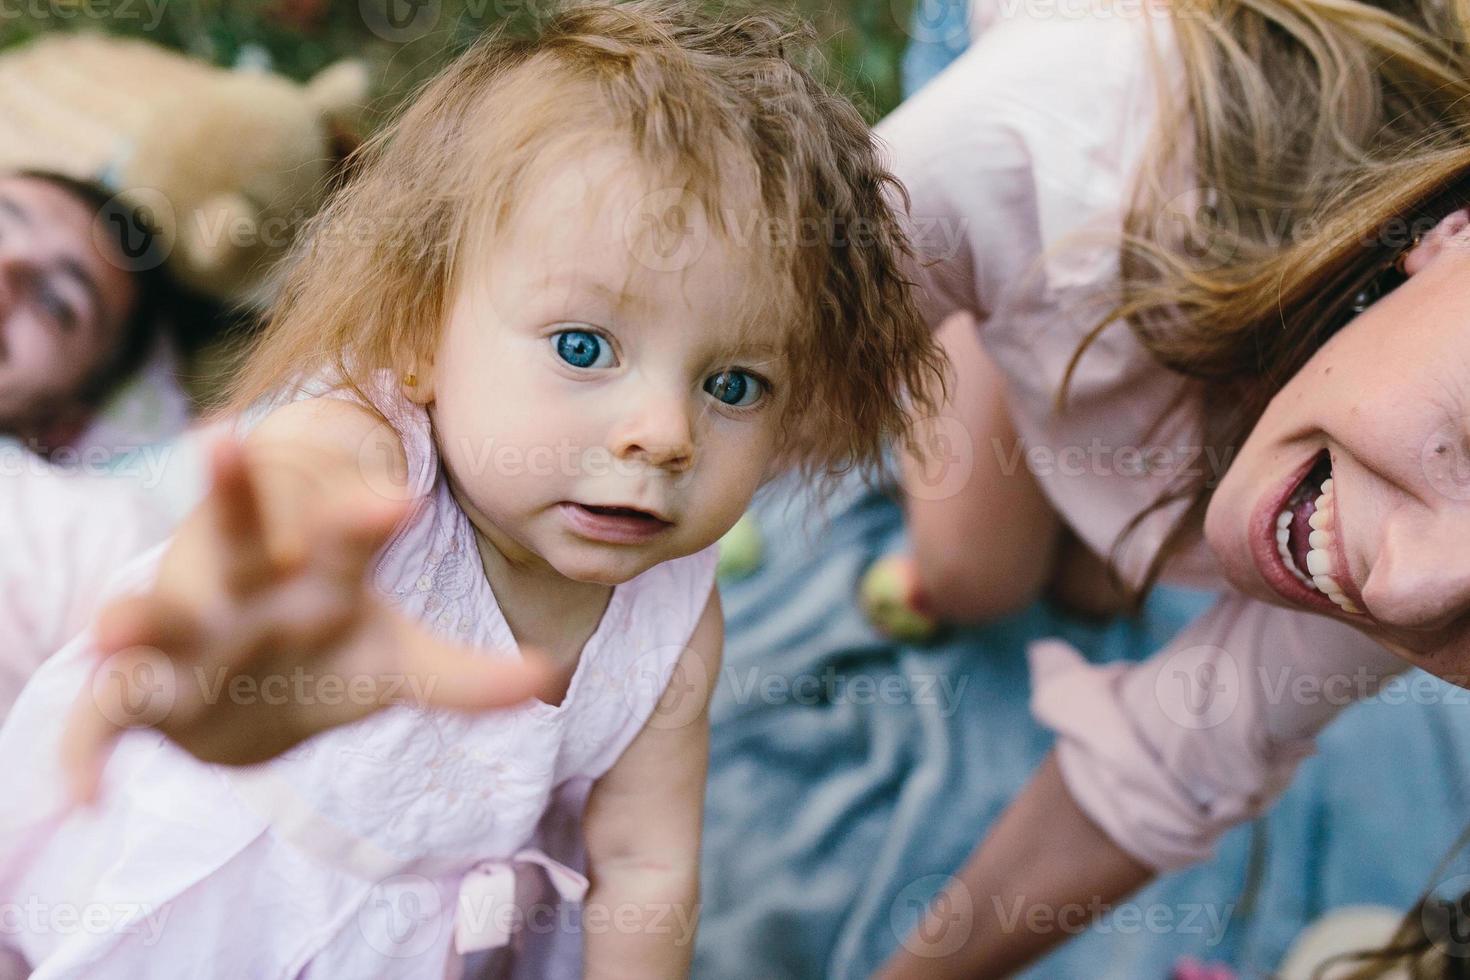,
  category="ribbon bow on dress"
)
[453,847,591,955]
